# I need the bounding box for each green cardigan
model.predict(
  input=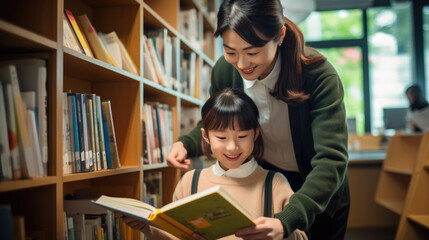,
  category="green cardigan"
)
[178,54,349,236]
